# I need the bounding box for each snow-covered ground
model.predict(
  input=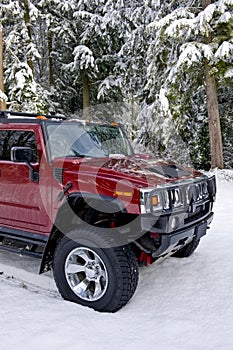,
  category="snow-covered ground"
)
[1,170,233,350]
